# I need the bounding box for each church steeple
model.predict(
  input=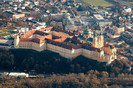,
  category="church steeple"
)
[93,31,104,48]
